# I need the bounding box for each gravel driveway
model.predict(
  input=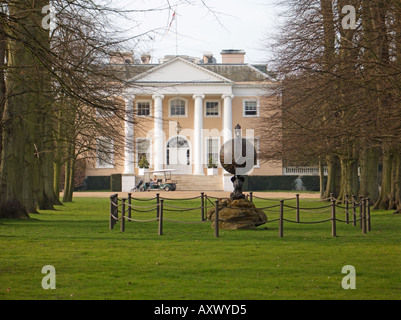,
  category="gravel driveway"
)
[71,191,320,199]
